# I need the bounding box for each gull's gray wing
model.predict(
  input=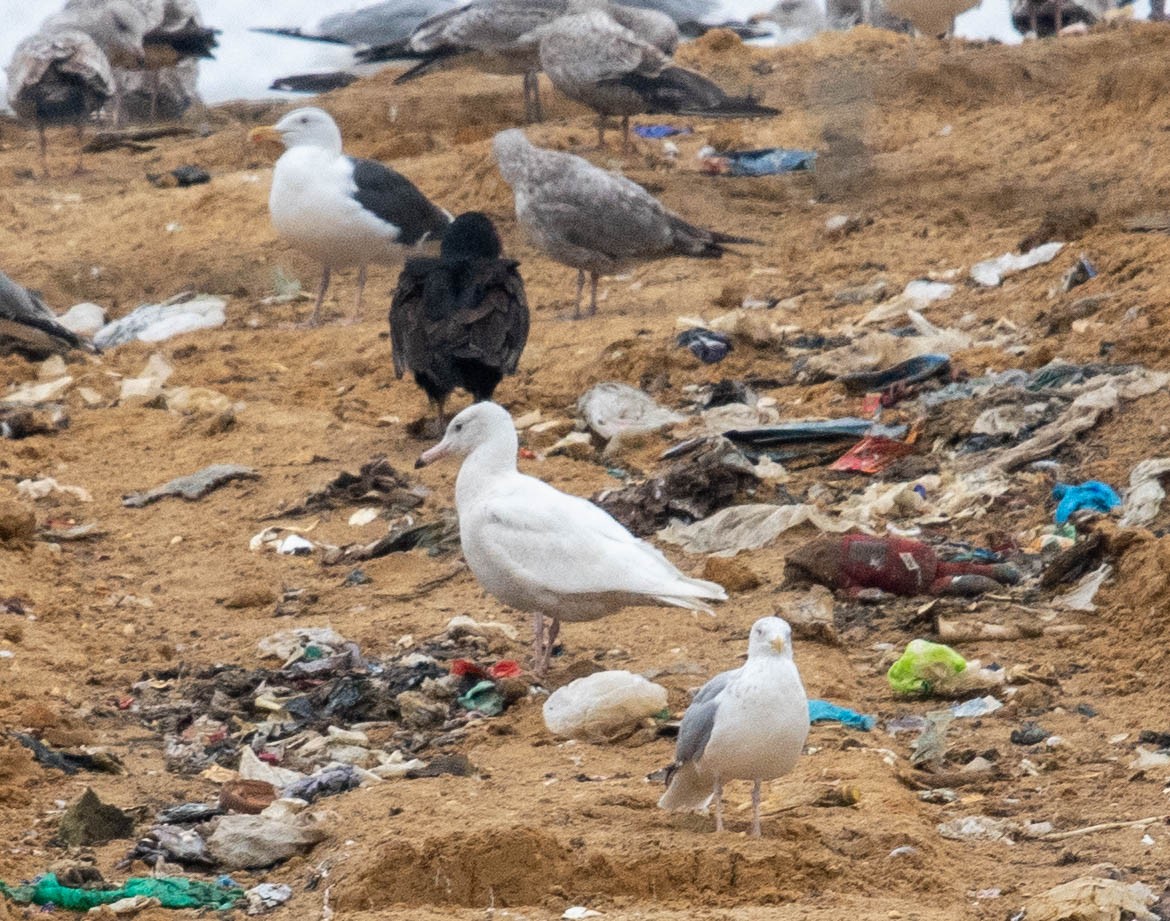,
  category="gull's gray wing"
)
[411,0,566,52]
[674,668,736,765]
